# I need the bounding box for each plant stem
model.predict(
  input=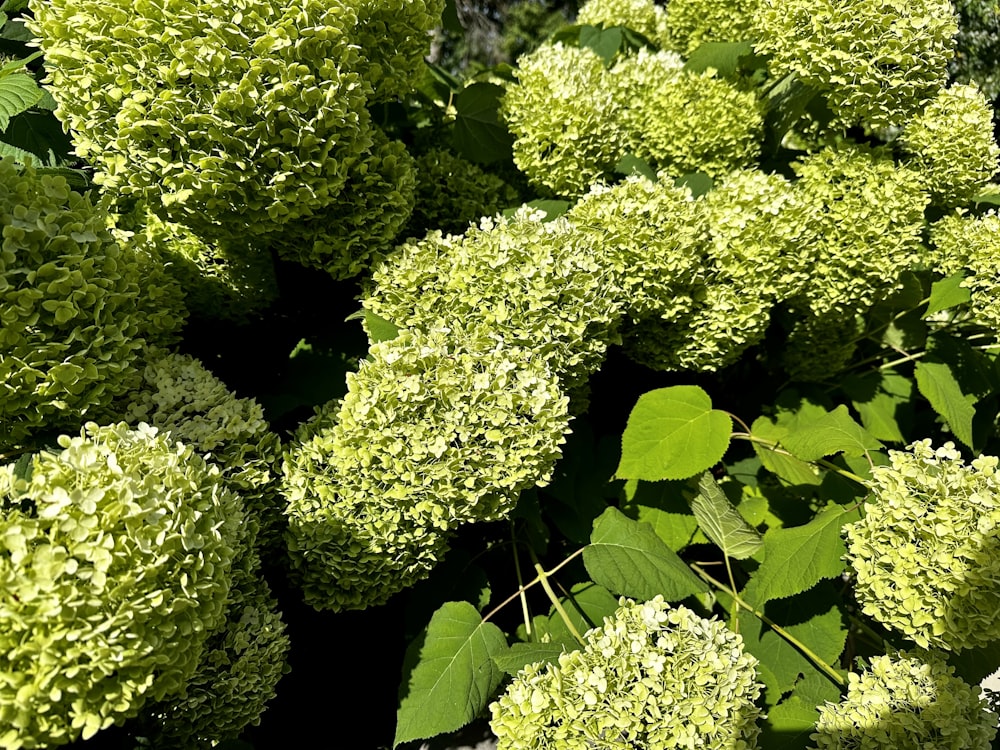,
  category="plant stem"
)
[510,524,532,639]
[691,563,847,689]
[482,546,586,626]
[730,432,870,487]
